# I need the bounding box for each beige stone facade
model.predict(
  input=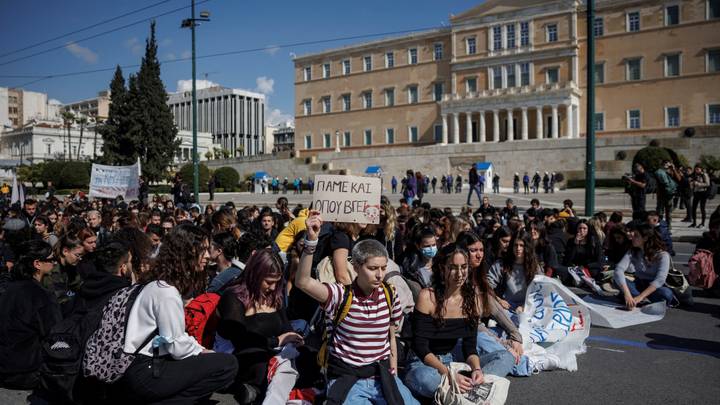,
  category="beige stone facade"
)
[294,0,720,155]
